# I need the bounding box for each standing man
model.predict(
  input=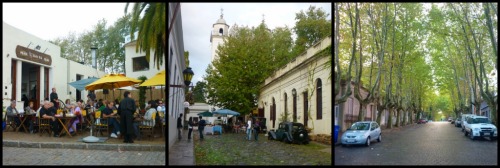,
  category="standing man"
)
[50,88,59,109]
[177,113,183,140]
[198,116,206,141]
[119,91,136,143]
